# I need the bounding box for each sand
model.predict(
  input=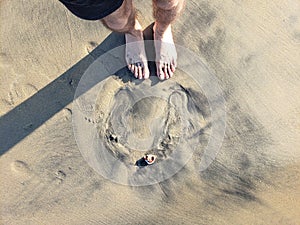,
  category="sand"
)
[1,0,300,224]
